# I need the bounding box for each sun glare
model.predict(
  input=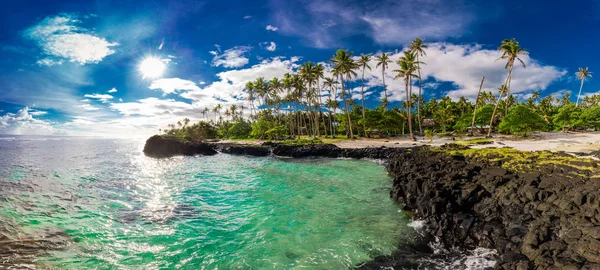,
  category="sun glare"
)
[139,57,166,78]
